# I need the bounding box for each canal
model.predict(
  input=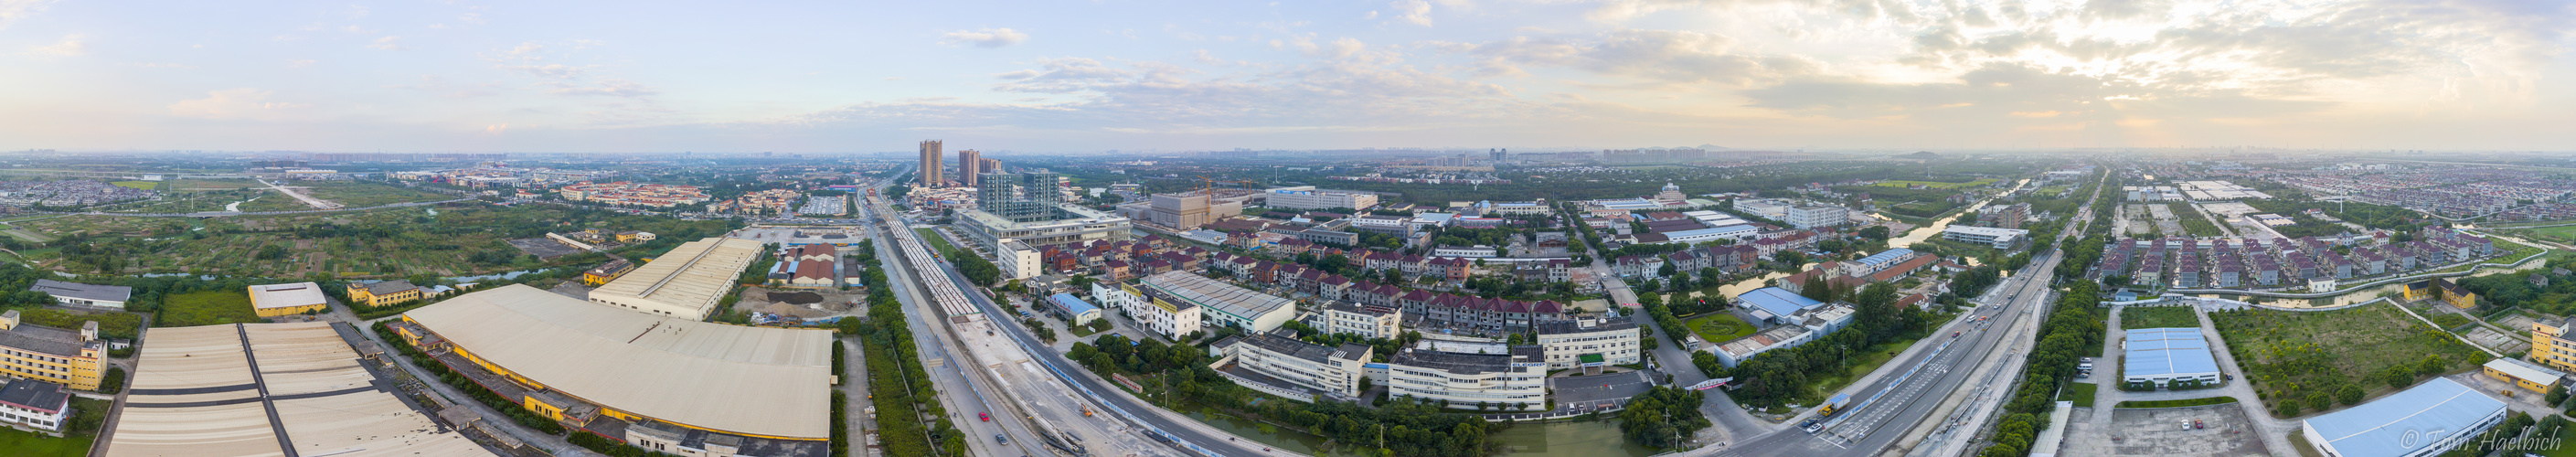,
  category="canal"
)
[1174,401,1661,457]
